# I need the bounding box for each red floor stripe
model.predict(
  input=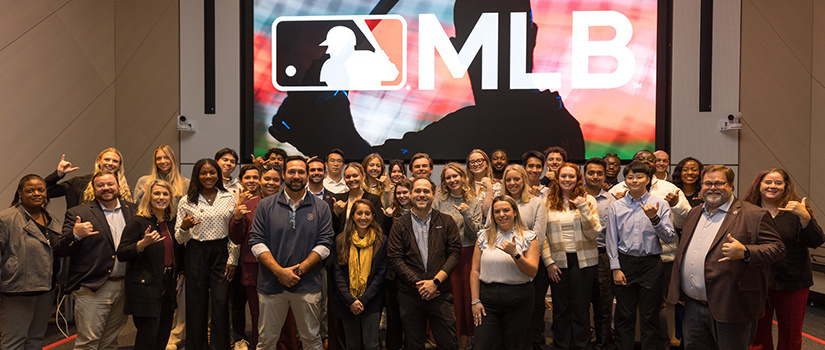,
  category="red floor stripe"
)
[772,320,825,345]
[43,334,76,350]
